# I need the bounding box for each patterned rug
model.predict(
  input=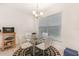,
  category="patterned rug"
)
[13,46,61,56]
